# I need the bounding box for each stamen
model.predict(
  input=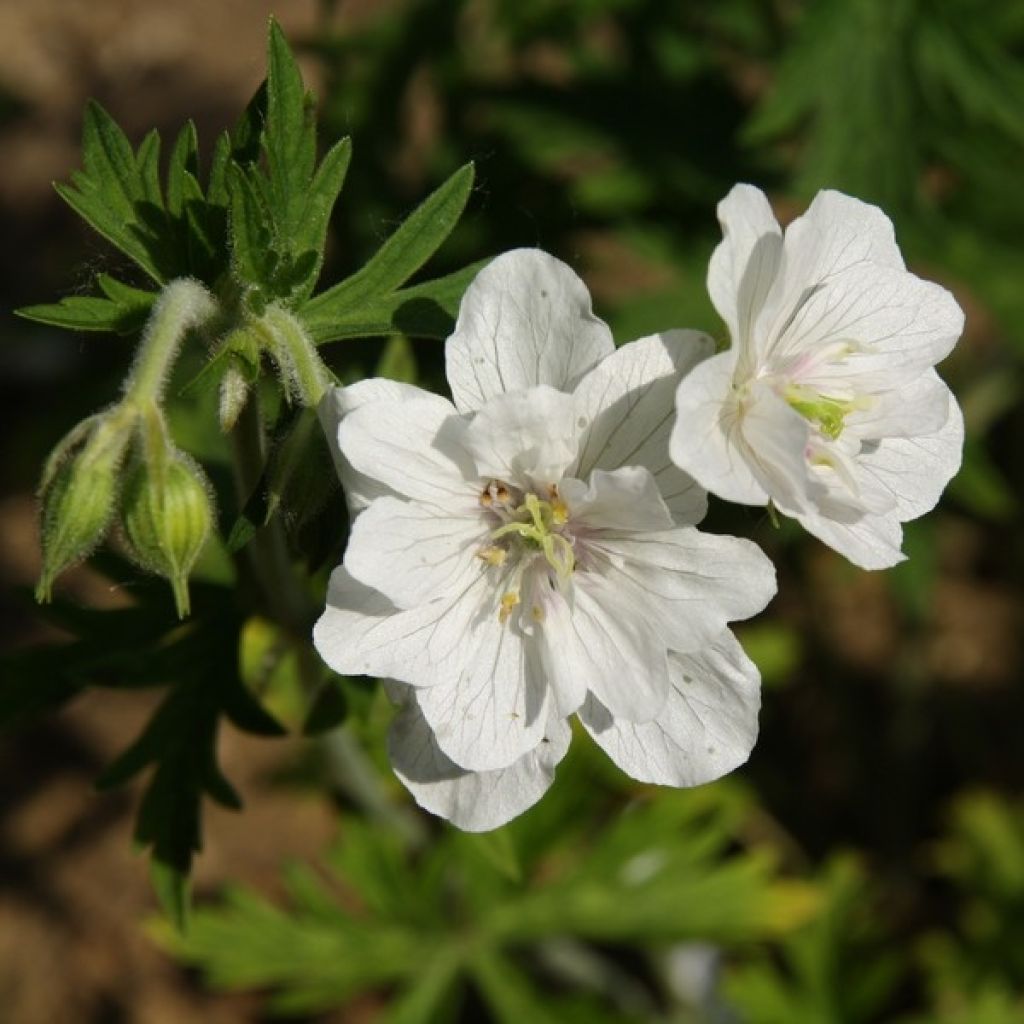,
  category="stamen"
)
[499,591,520,623]
[477,545,507,566]
[531,605,545,622]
